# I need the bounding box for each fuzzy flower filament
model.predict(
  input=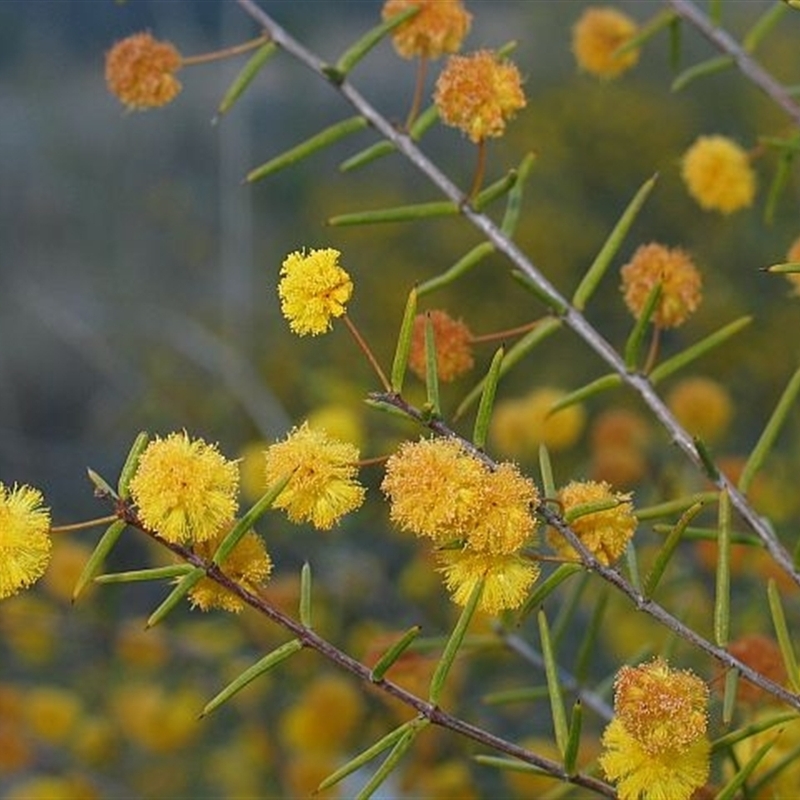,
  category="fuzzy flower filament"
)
[0,483,52,600]
[600,658,710,800]
[278,248,353,336]
[128,432,239,545]
[105,32,183,110]
[383,0,472,60]
[434,49,526,143]
[263,423,365,530]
